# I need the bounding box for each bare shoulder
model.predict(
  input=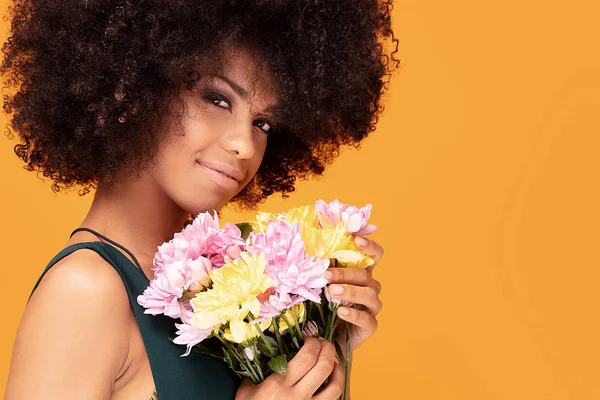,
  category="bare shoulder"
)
[26,247,133,328]
[33,247,131,304]
[5,248,132,399]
